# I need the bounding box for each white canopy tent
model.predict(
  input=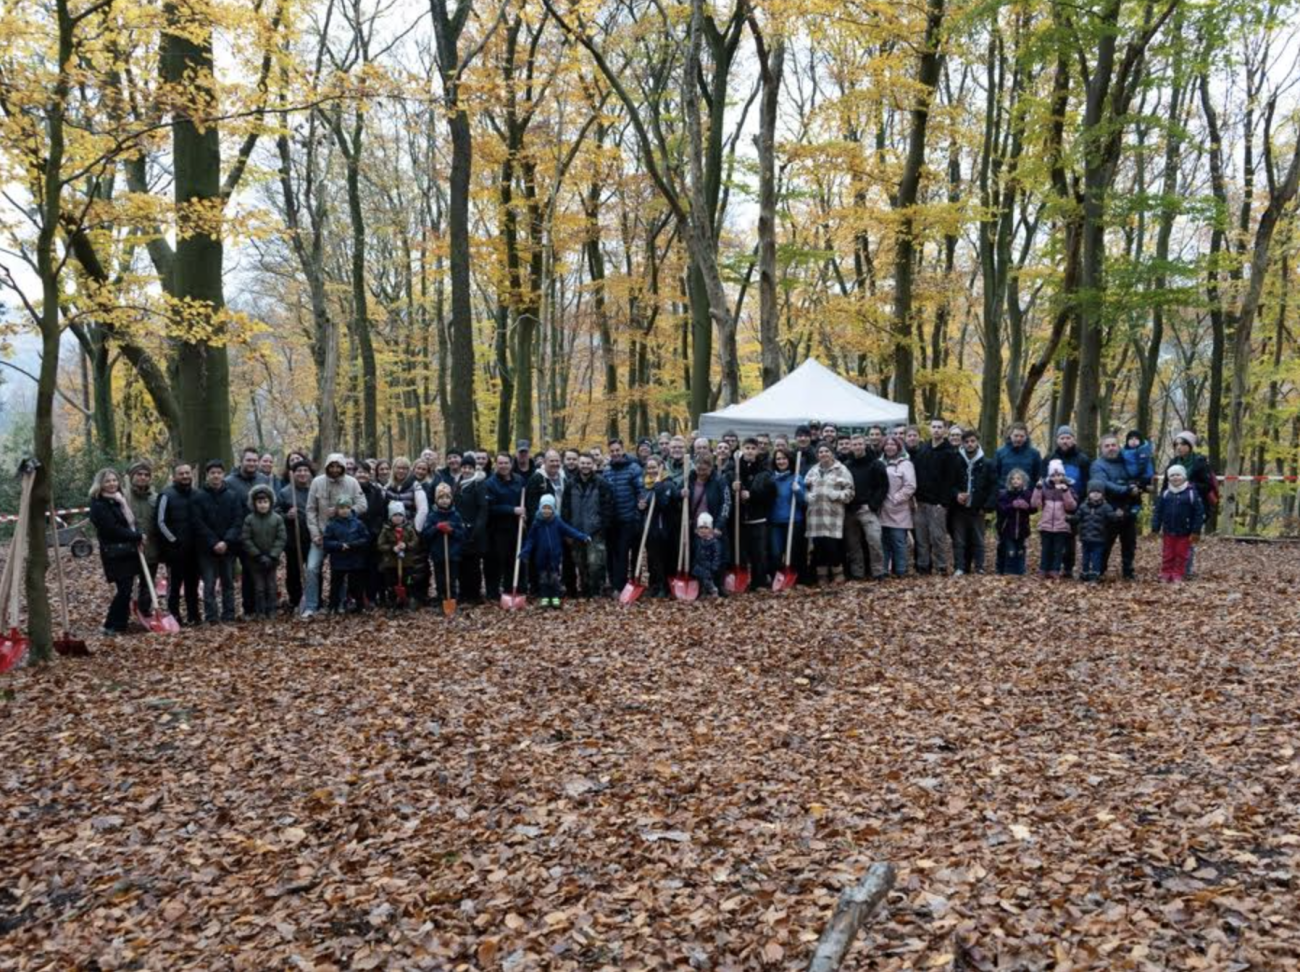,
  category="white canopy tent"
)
[699,359,909,438]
